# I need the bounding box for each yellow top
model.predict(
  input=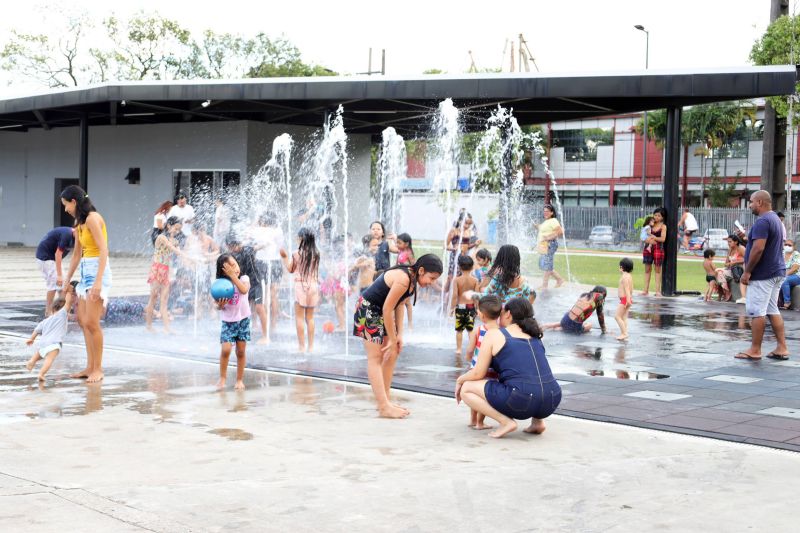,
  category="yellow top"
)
[536,218,561,253]
[78,220,107,258]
